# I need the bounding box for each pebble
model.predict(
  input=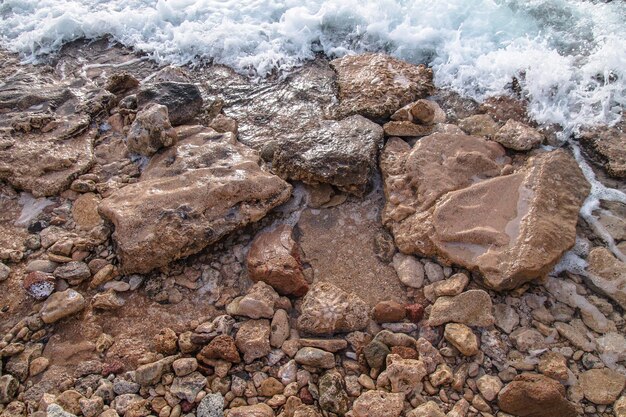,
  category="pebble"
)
[294,347,336,369]
[0,262,10,281]
[392,253,425,288]
[423,261,445,282]
[444,323,479,356]
[40,289,86,323]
